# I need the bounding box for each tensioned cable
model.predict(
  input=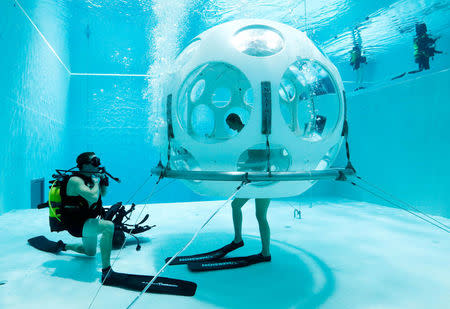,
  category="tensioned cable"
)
[14,0,154,78]
[87,177,173,309]
[354,176,450,231]
[125,181,248,309]
[124,173,154,206]
[349,179,449,234]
